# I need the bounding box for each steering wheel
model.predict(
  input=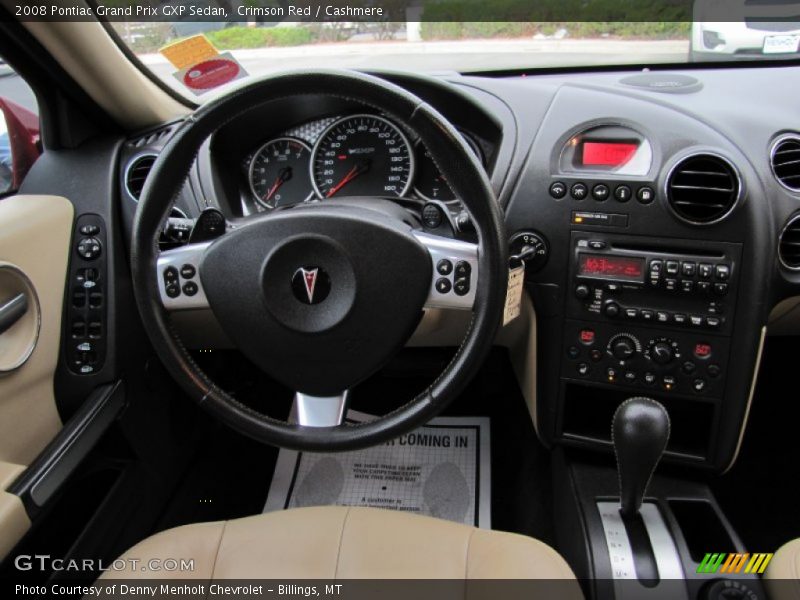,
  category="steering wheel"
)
[131,70,508,451]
